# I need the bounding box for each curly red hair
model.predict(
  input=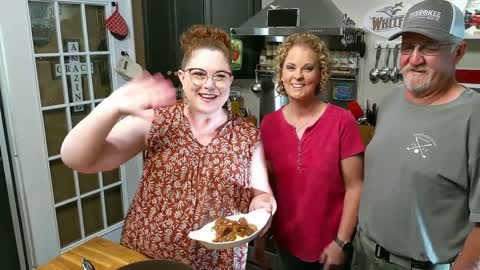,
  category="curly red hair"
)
[180,25,232,69]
